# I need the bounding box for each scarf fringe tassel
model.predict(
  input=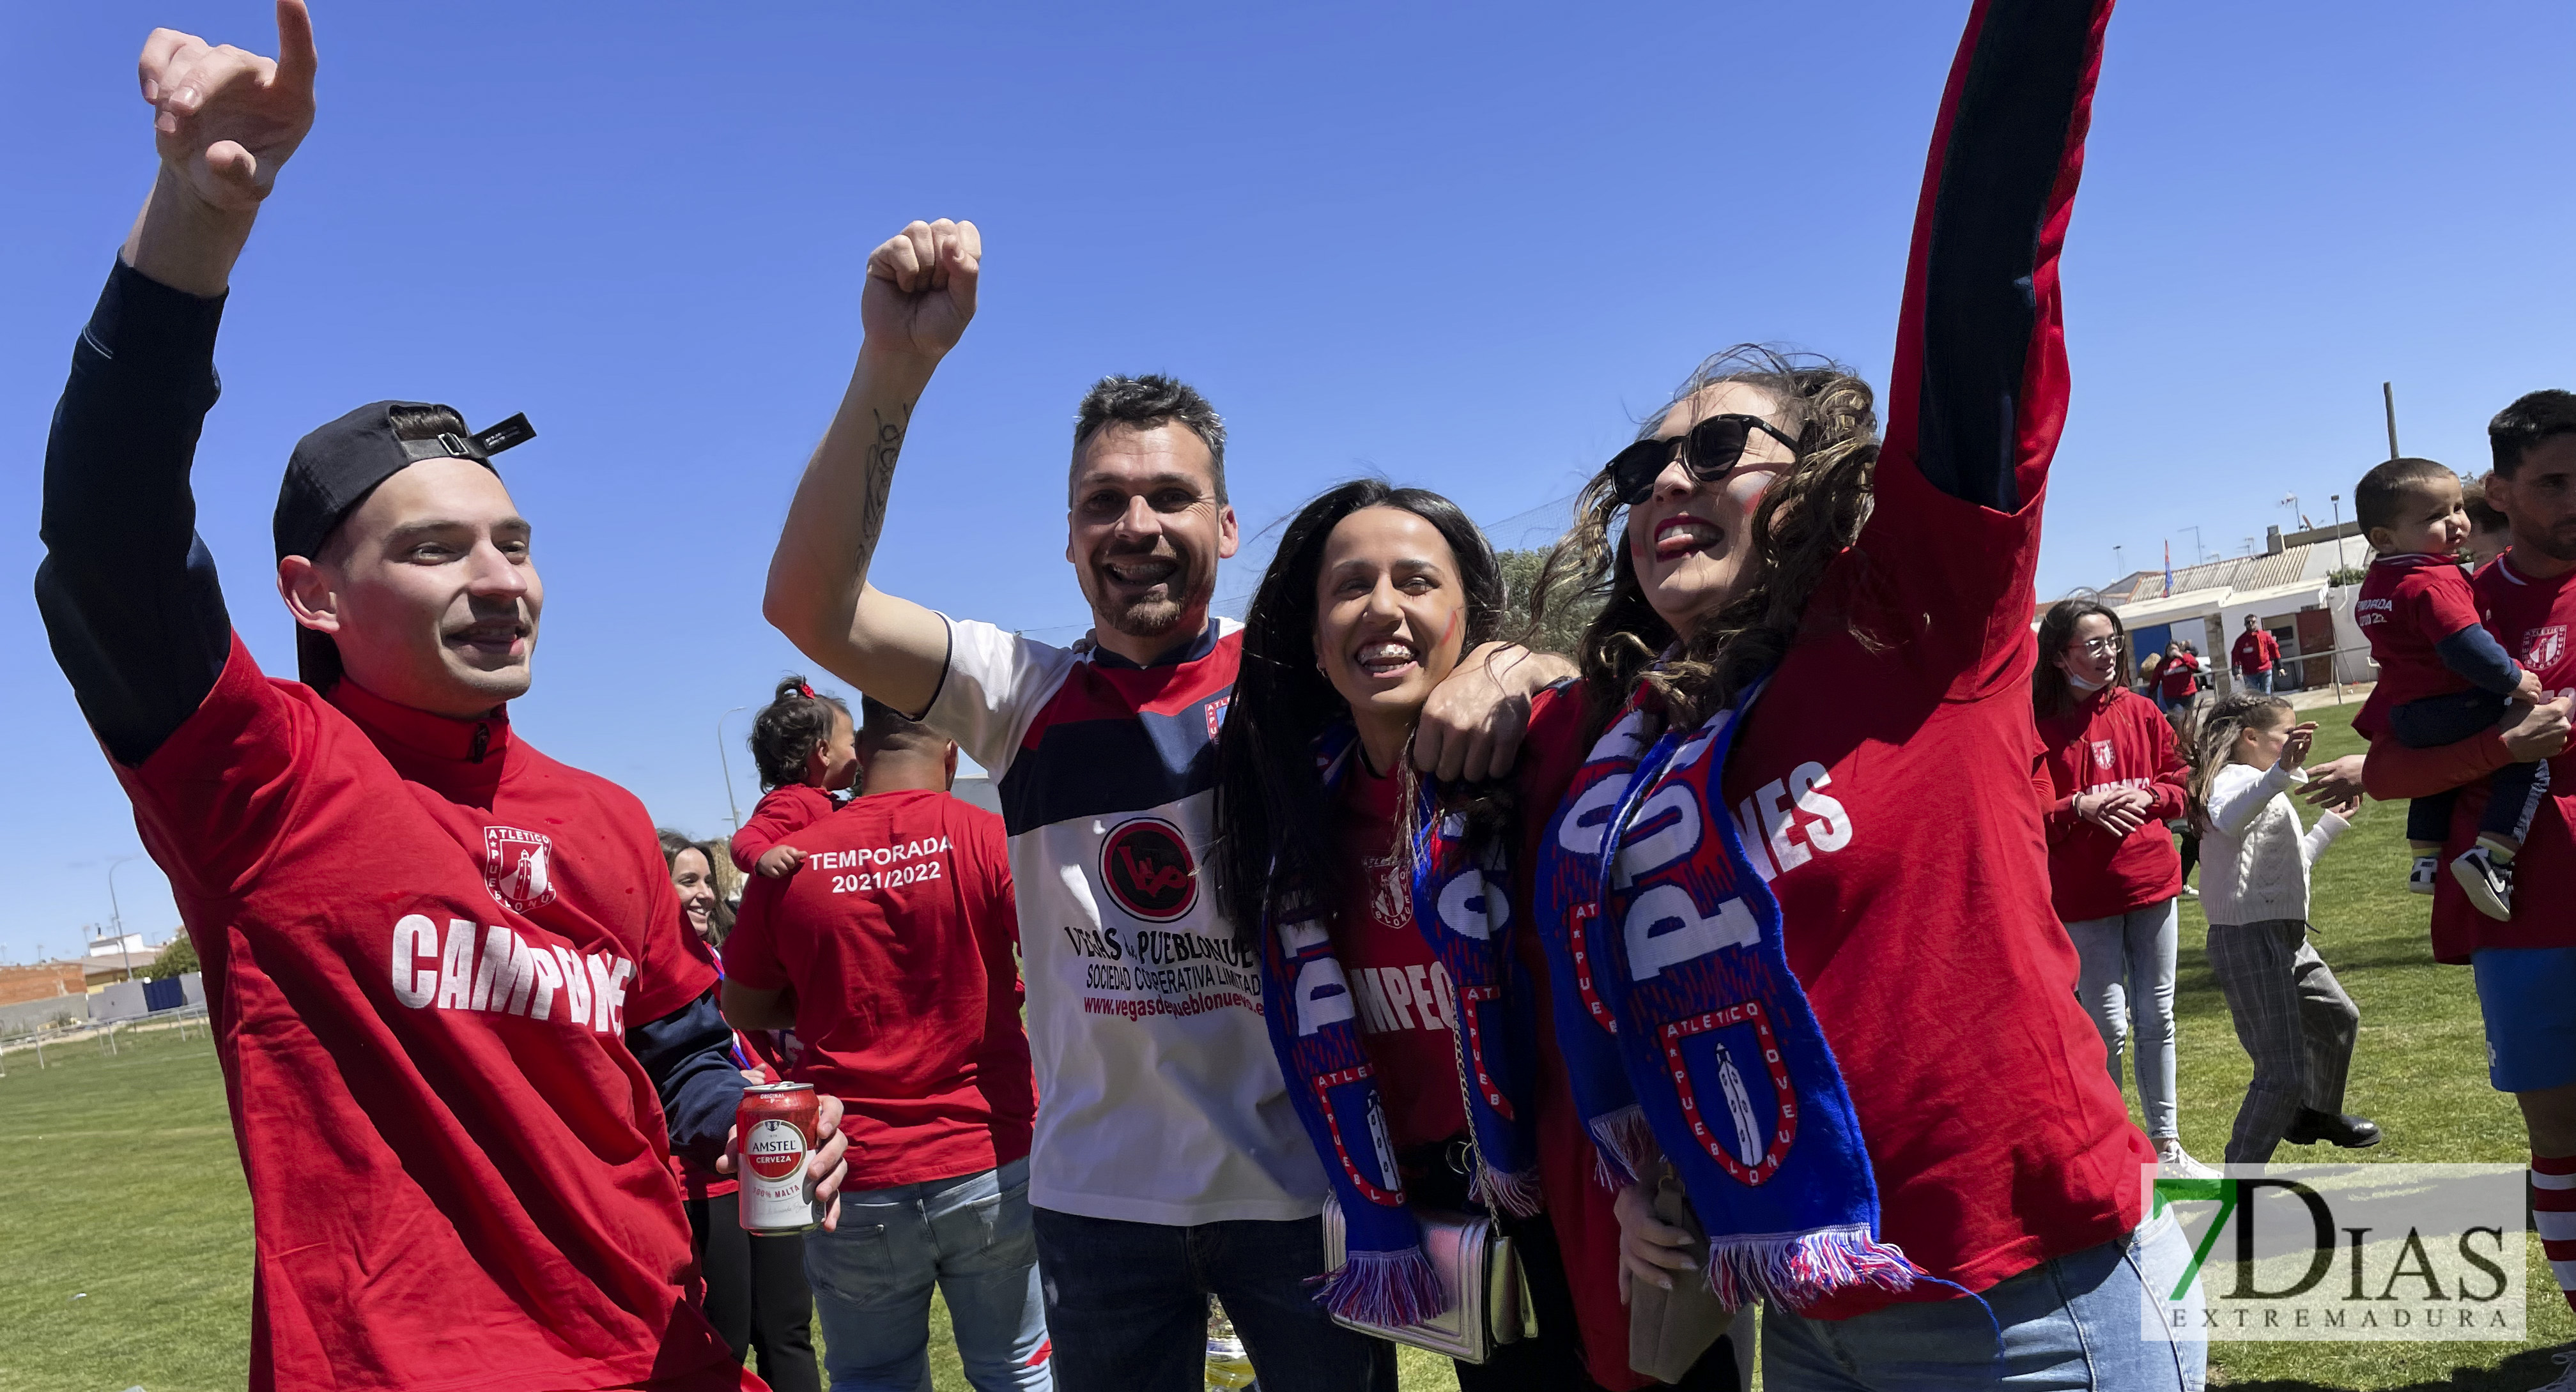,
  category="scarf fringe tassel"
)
[1472,1162,1545,1220]
[1705,1230,1917,1312]
[1318,1246,1448,1326]
[1586,1105,1660,1189]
